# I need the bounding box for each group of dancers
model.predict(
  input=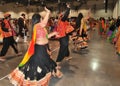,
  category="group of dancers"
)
[0,3,92,86]
[98,17,120,56]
